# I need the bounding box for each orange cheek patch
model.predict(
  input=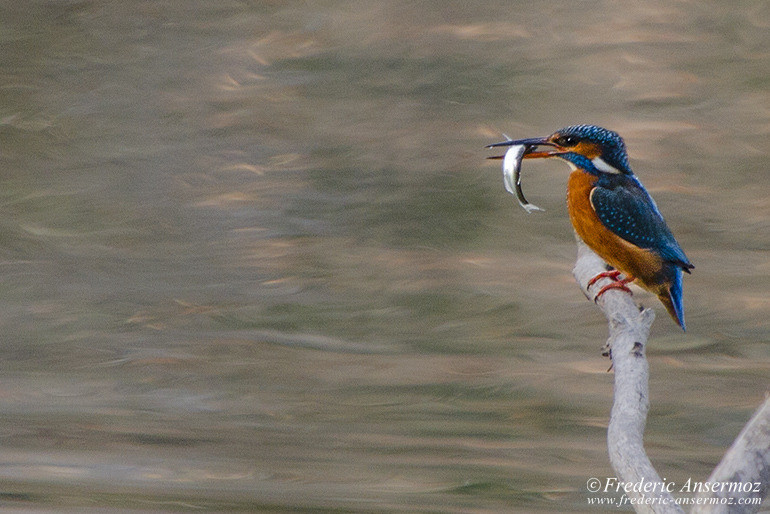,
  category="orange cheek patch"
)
[572,141,602,159]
